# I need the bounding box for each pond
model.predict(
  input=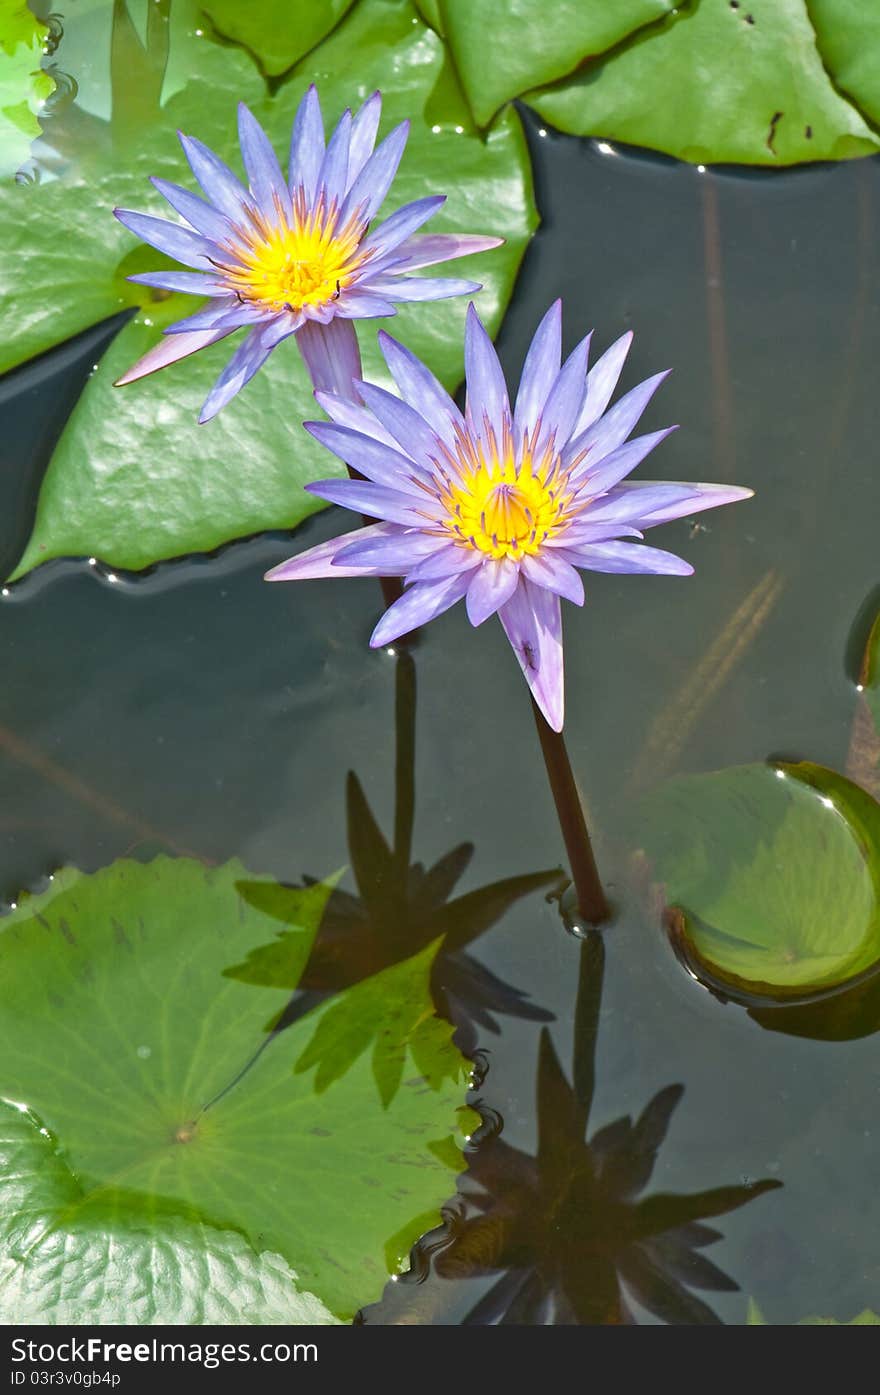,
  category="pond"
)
[2,0,880,1328]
